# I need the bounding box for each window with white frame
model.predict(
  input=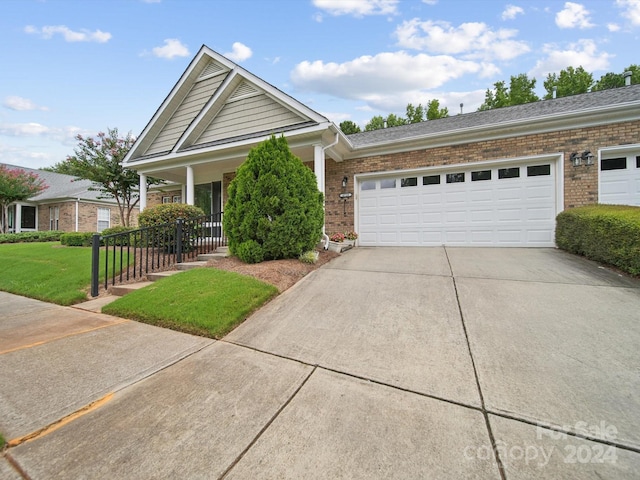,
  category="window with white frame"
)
[49,206,59,230]
[97,207,110,232]
[162,196,171,204]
